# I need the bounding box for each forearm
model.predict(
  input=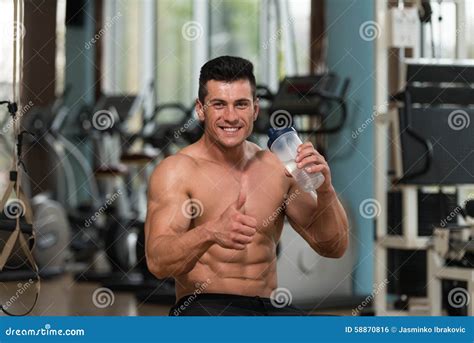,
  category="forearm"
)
[310,187,349,257]
[147,223,215,278]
